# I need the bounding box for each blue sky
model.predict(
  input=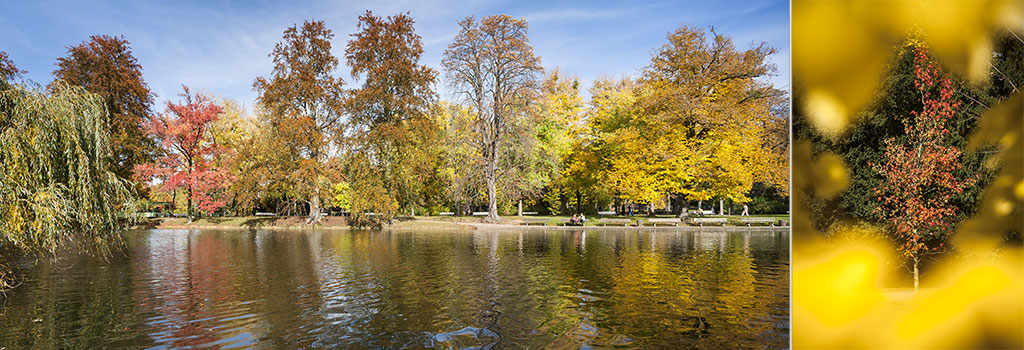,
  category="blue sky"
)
[0,0,789,113]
